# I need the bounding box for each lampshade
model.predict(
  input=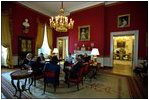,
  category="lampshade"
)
[52,48,58,54]
[91,48,99,55]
